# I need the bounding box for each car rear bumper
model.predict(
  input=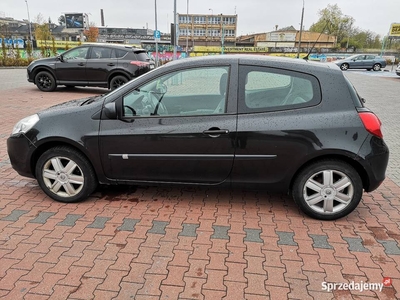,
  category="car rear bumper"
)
[357,135,389,192]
